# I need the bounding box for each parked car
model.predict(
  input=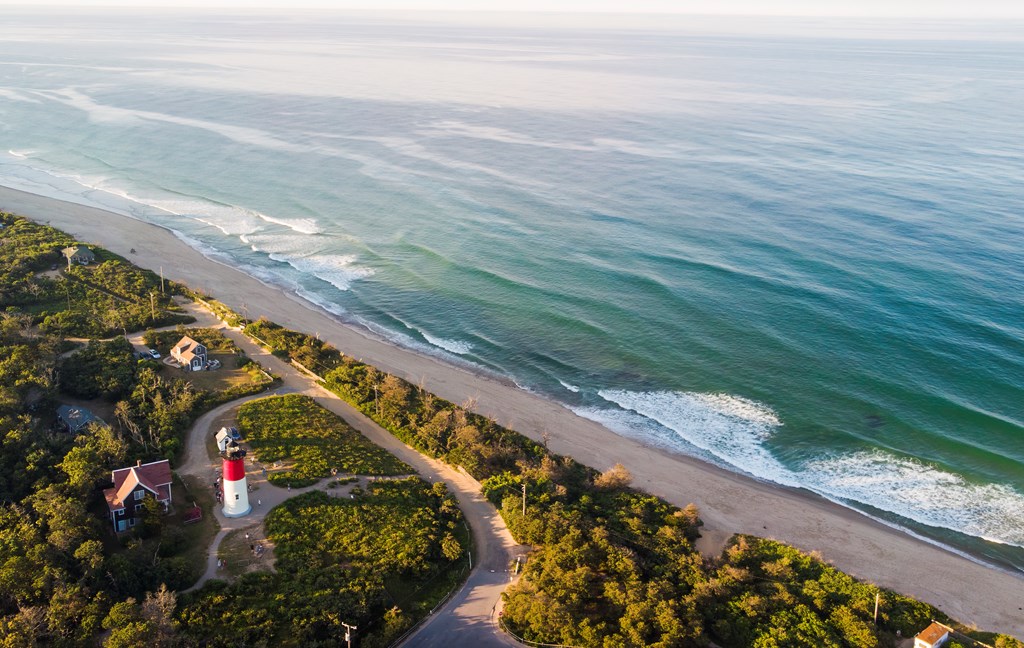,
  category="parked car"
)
[207,359,222,370]
[148,349,161,359]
